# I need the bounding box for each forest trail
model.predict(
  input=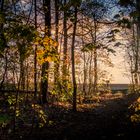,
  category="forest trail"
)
[56,93,140,140]
[14,93,140,140]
